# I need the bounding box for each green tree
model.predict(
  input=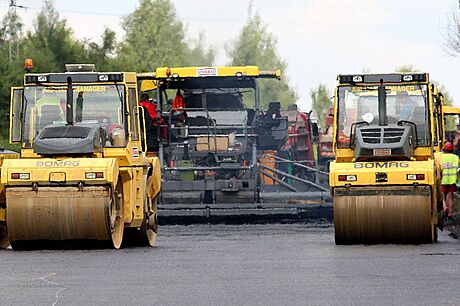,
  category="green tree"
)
[85,28,117,71]
[226,11,297,108]
[186,32,215,67]
[116,0,214,71]
[0,8,24,148]
[0,0,92,147]
[22,0,86,72]
[310,84,331,129]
